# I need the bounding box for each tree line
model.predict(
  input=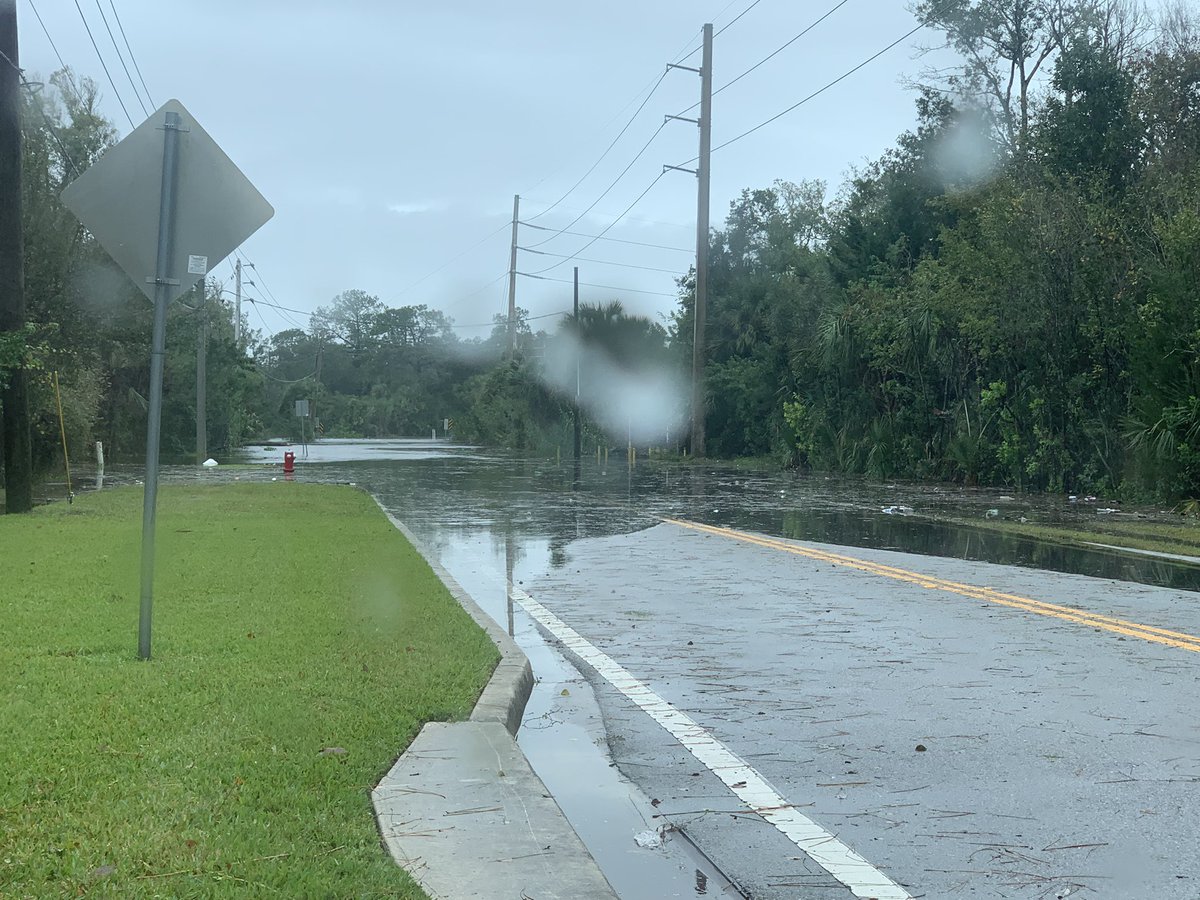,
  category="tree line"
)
[3,0,1199,503]
[673,0,1200,499]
